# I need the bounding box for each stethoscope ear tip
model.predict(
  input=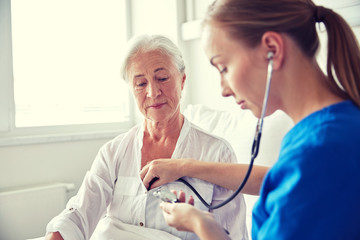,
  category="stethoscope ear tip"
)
[267,52,274,60]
